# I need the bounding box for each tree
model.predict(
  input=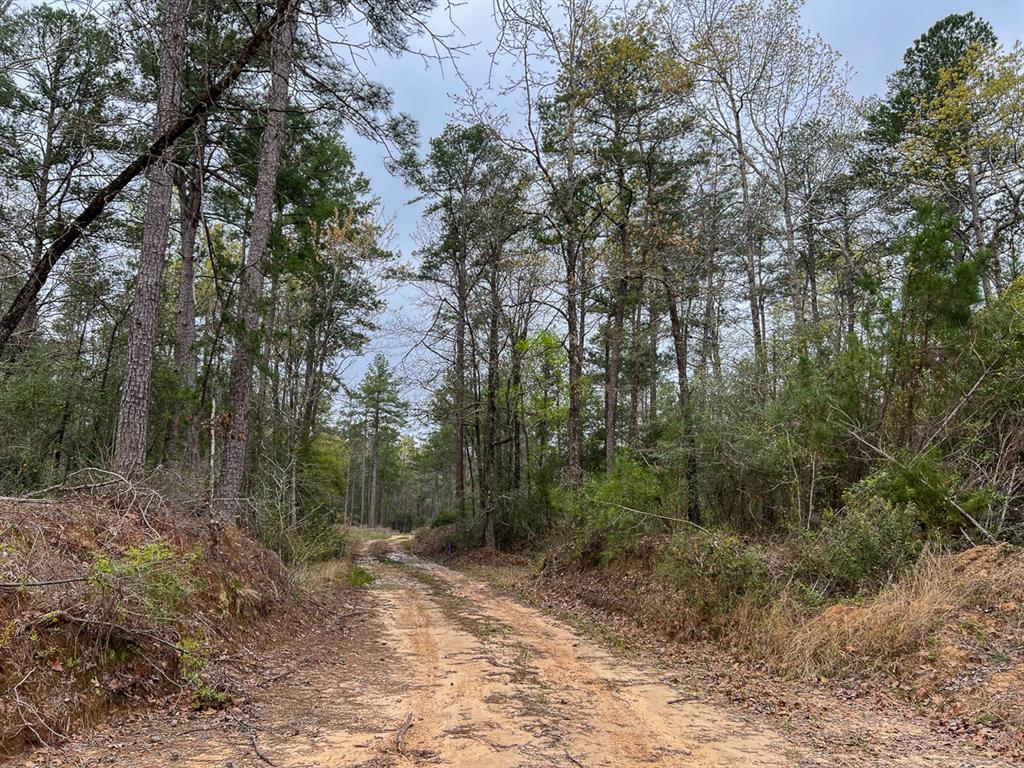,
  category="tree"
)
[214,0,302,522]
[869,12,997,147]
[575,10,692,469]
[492,0,606,490]
[0,6,125,344]
[353,354,407,527]
[114,0,193,478]
[0,0,298,355]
